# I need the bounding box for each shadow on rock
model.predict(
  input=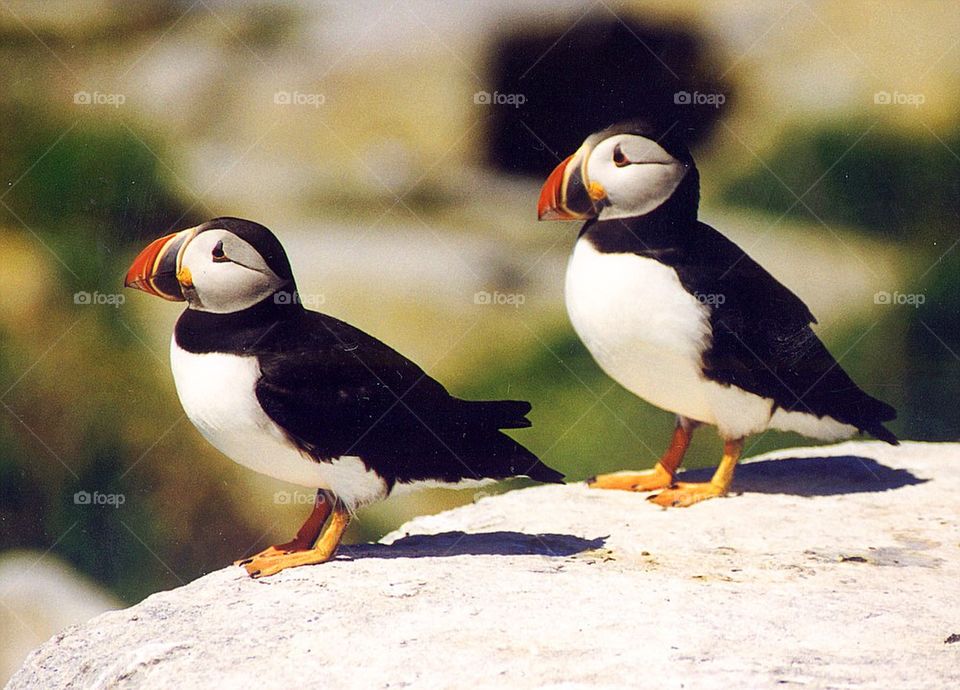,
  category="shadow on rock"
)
[679,455,927,497]
[341,531,606,560]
